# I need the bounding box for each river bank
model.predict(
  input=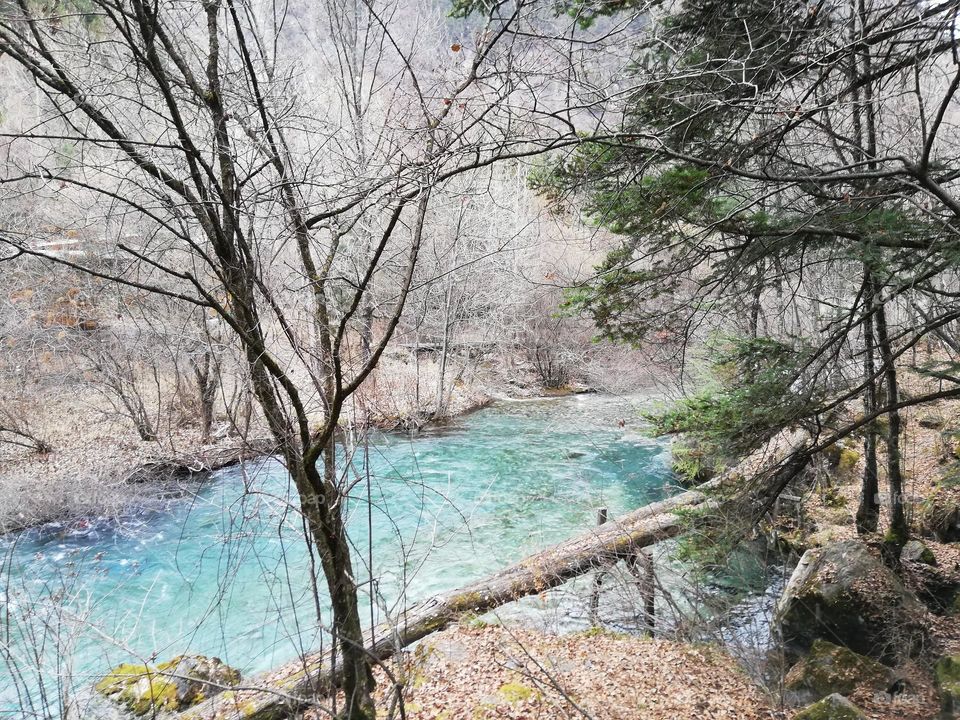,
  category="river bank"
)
[0,353,591,534]
[19,387,956,720]
[759,395,960,719]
